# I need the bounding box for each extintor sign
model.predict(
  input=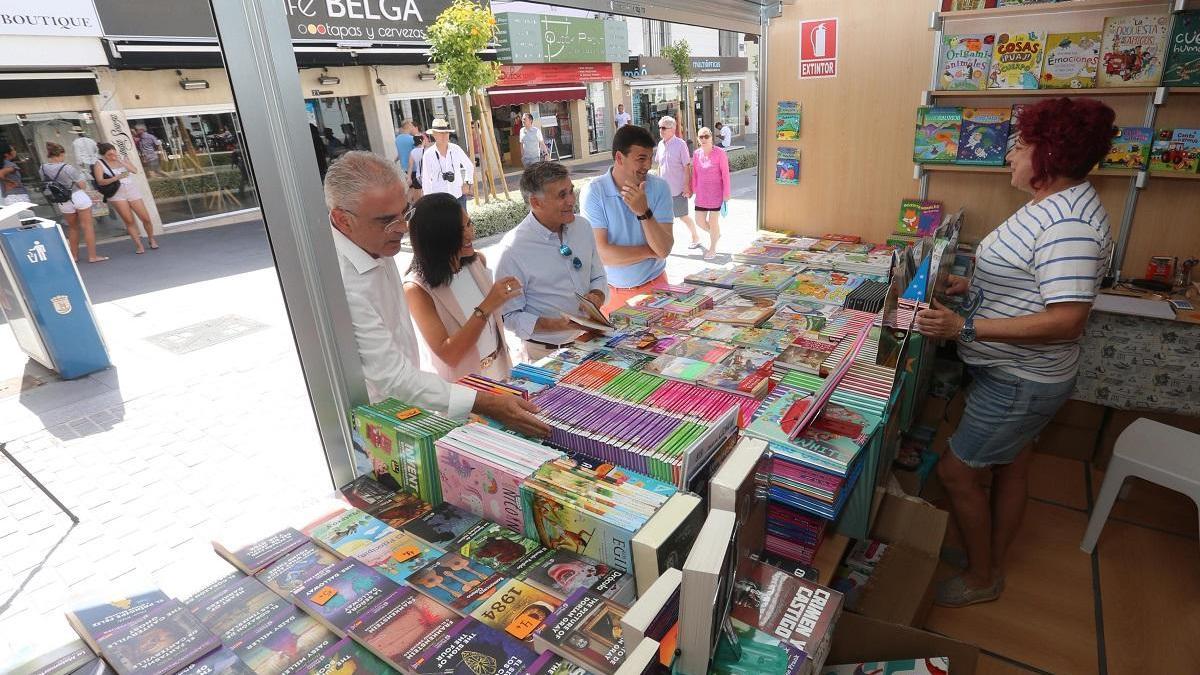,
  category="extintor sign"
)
[799,18,838,79]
